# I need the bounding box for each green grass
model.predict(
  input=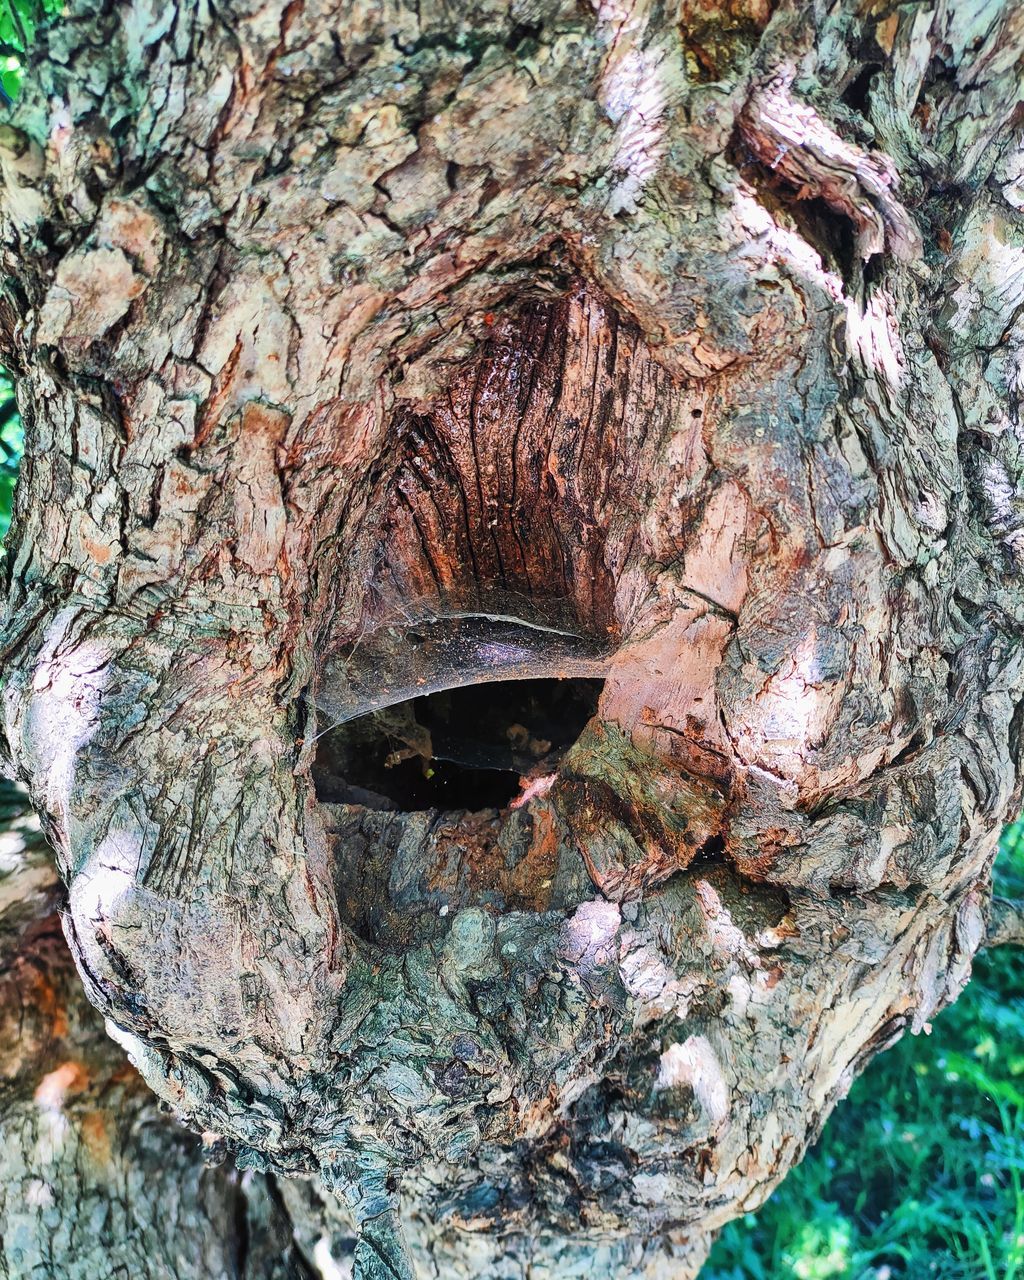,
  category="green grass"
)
[706,819,1024,1280]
